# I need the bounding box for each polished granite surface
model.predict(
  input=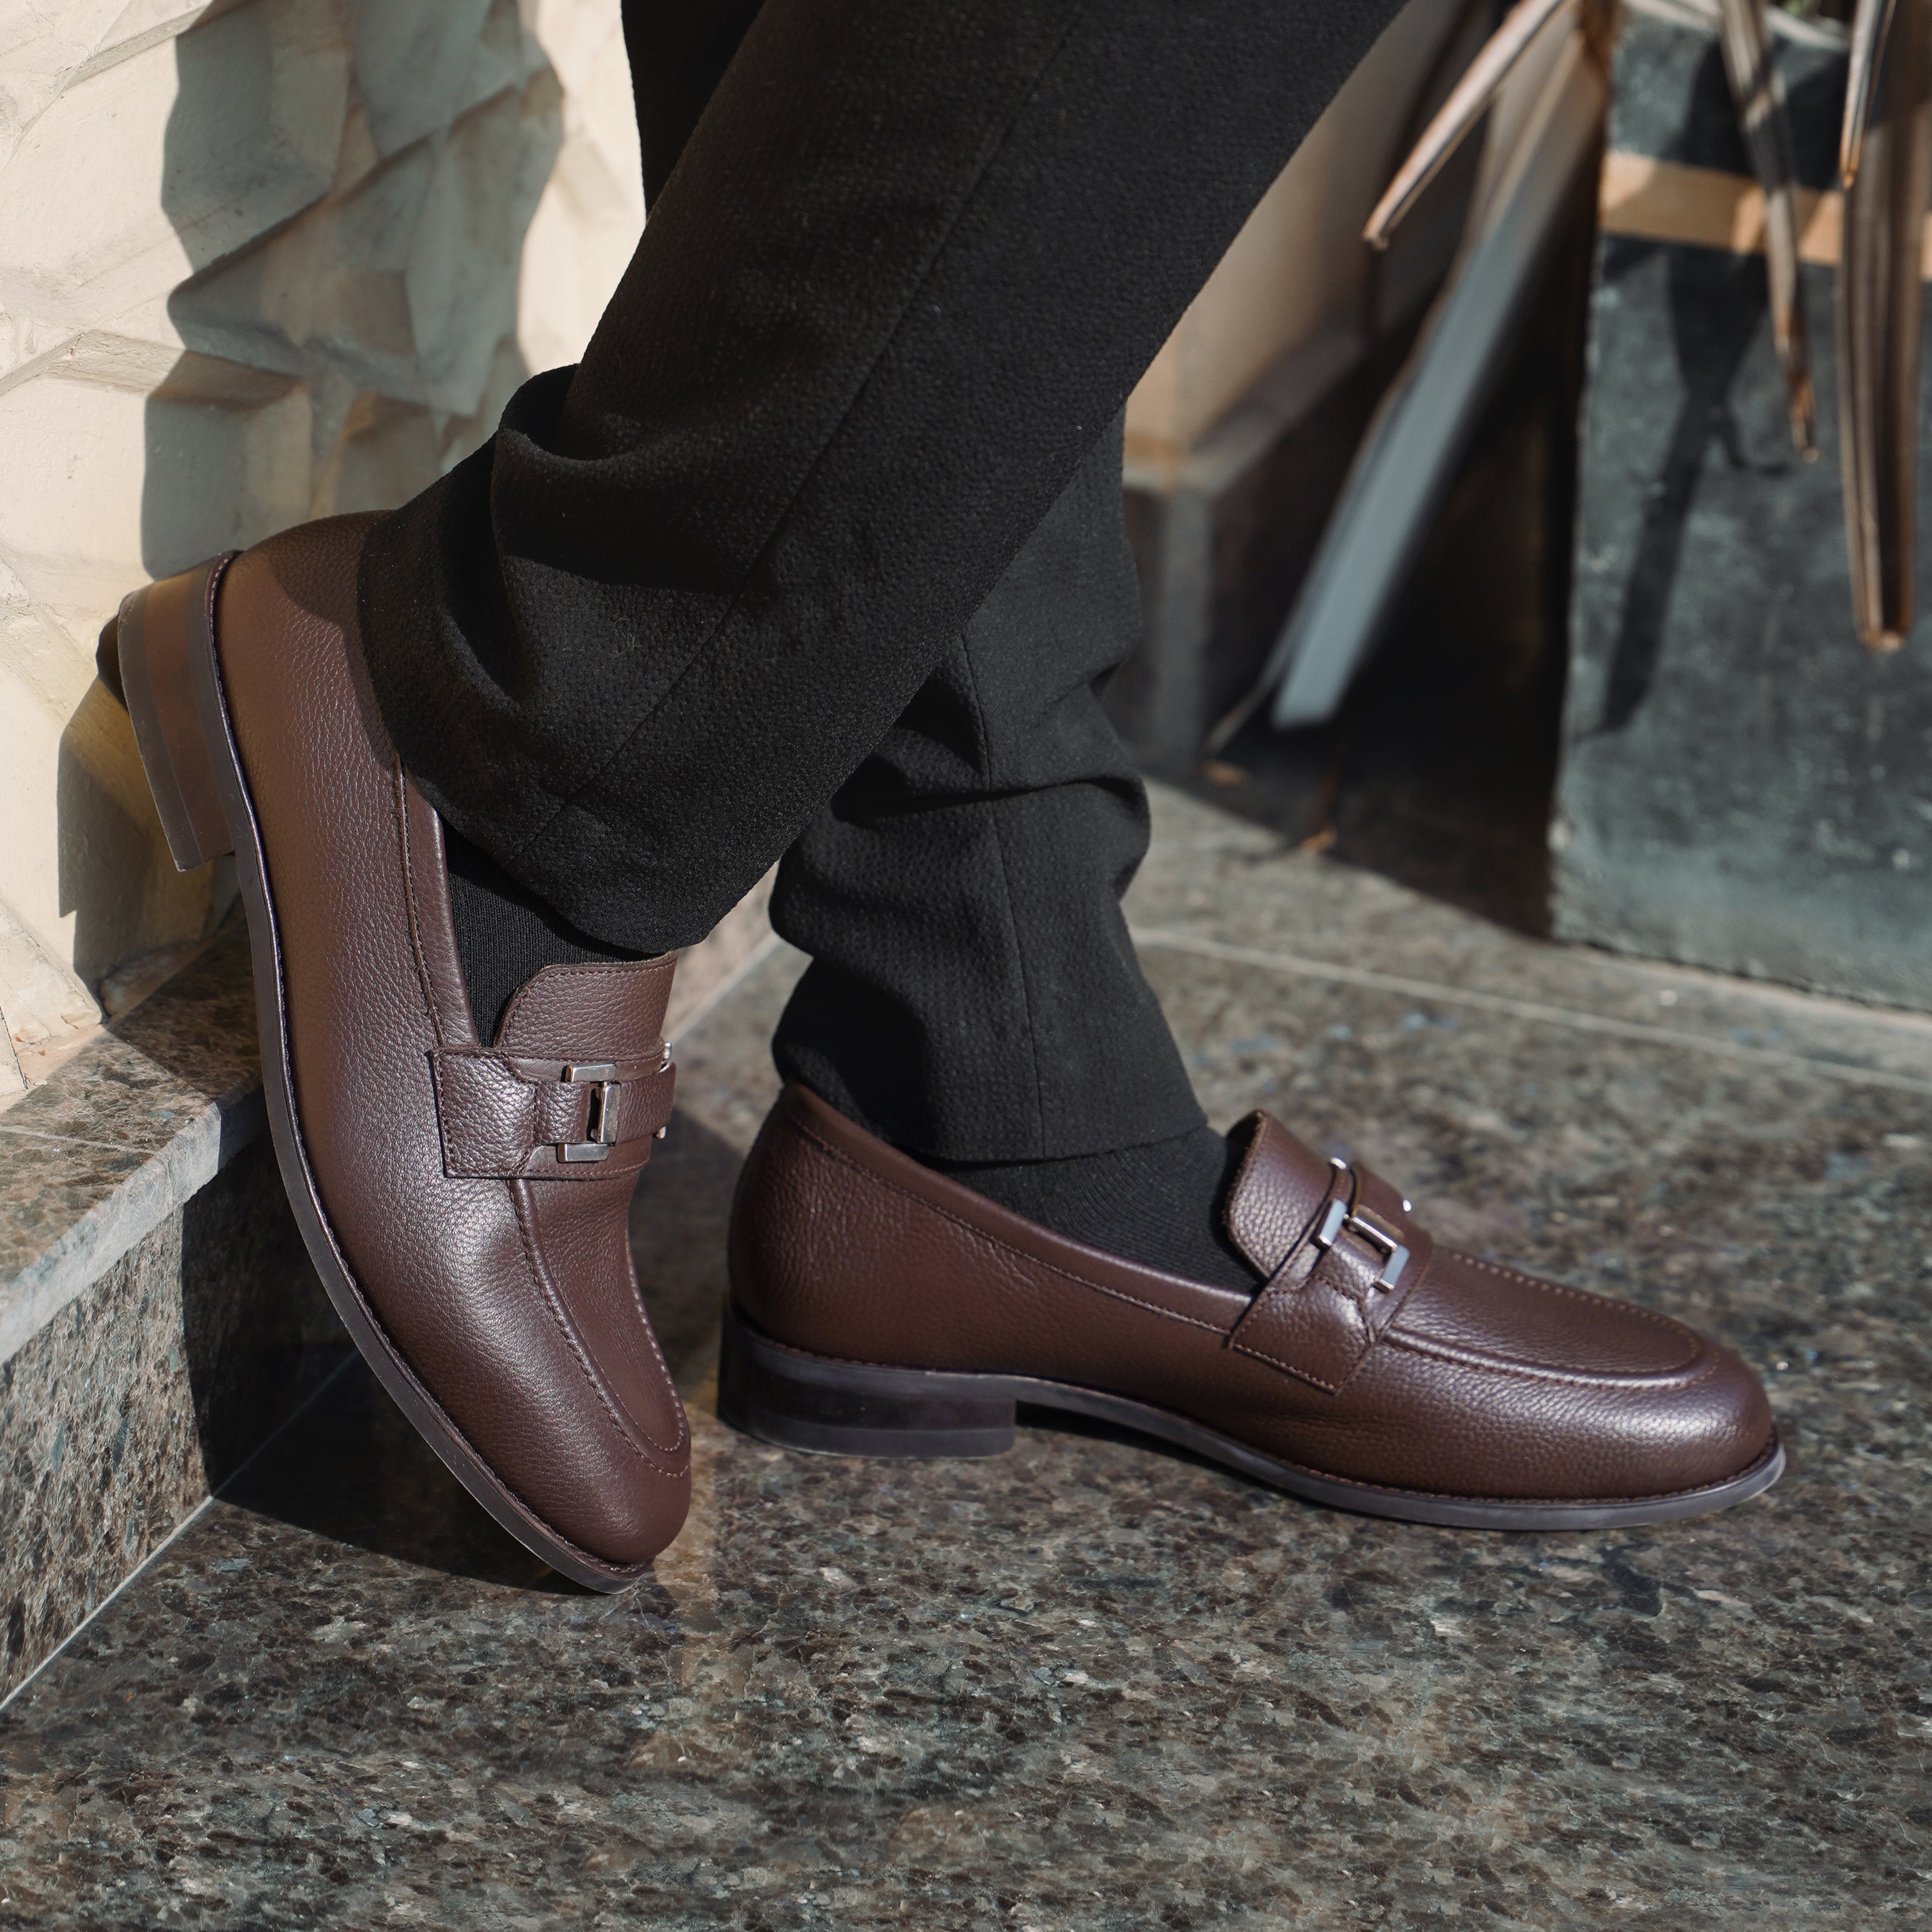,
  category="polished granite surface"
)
[0,1143,345,1704]
[0,883,775,1702]
[0,922,343,1704]
[0,882,771,1367]
[0,919,264,1365]
[2,786,1928,1928]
